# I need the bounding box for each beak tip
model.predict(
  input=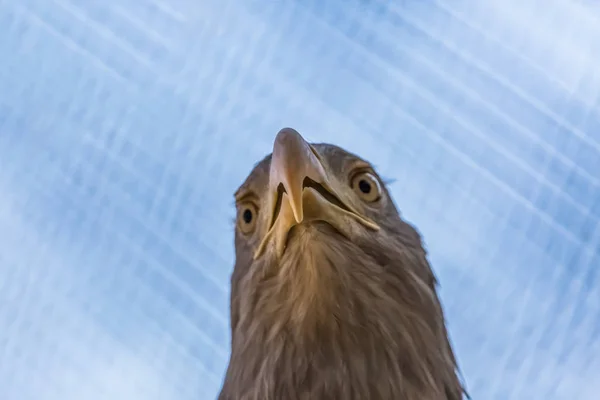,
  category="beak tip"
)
[293,209,303,224]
